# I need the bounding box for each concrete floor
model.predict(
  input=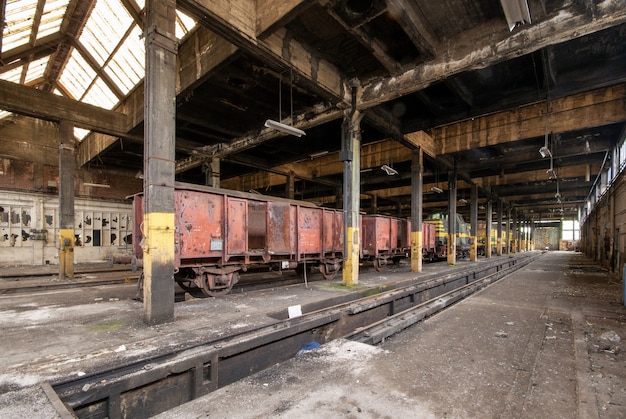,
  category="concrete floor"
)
[155,252,626,419]
[0,252,624,418]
